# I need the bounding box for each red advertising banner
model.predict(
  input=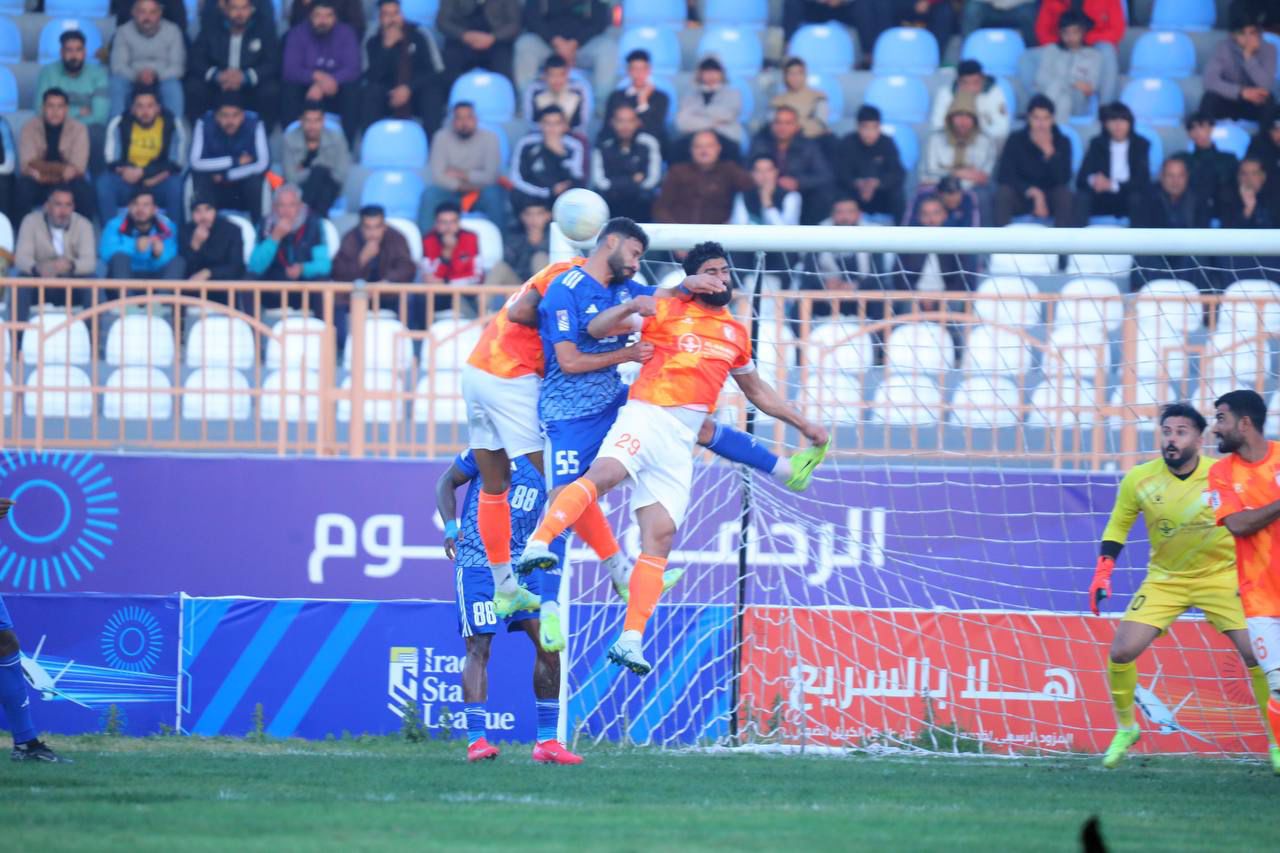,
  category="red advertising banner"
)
[740,609,1268,755]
